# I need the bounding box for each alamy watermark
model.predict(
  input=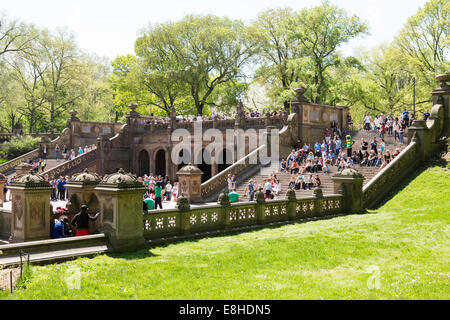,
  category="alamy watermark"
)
[170,121,280,166]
